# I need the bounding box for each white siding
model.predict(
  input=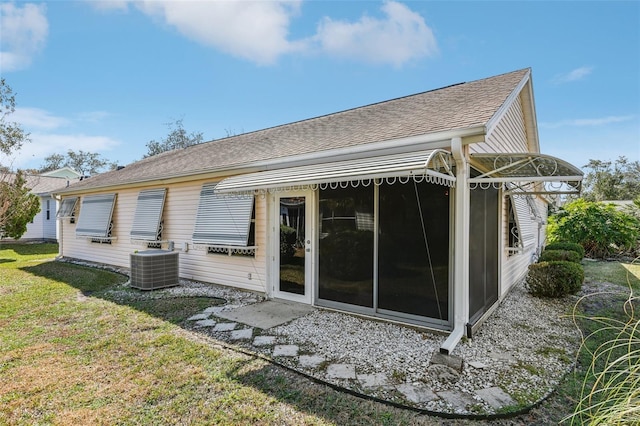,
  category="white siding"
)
[471,93,529,155]
[469,92,540,297]
[59,179,267,294]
